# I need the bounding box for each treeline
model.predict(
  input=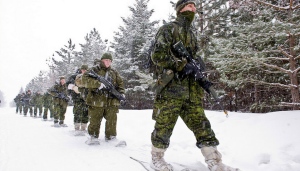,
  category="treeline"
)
[23,0,300,112]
